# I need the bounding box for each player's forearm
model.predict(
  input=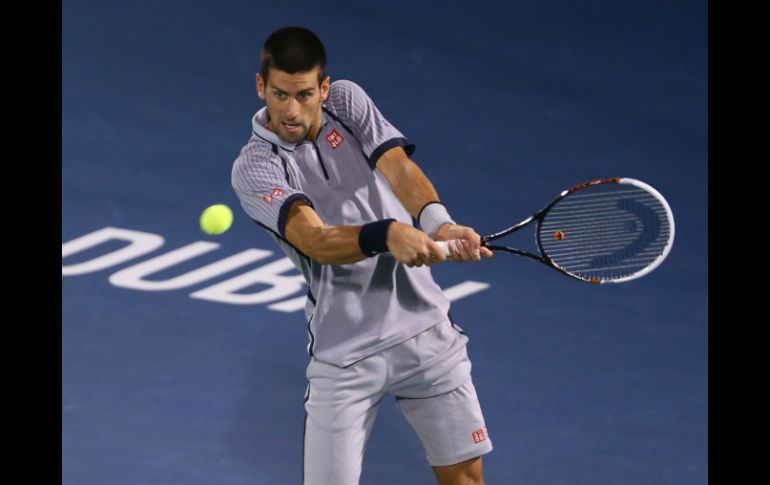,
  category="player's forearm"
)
[282,181,446,266]
[382,158,441,218]
[285,202,382,265]
[299,225,369,265]
[289,218,444,267]
[307,221,448,268]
